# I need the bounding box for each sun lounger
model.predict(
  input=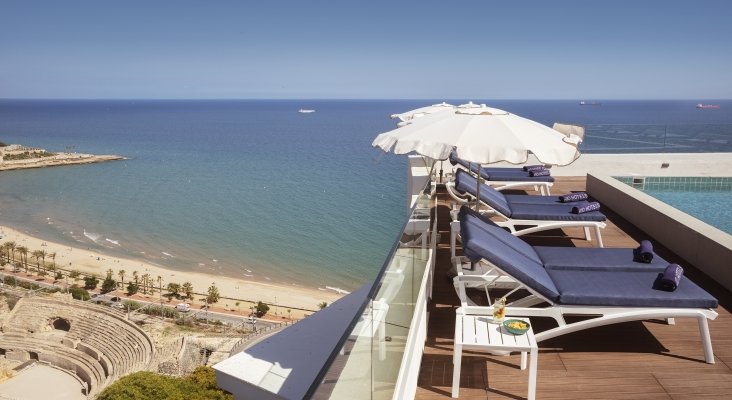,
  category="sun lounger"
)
[449,152,554,195]
[446,169,607,257]
[454,207,719,363]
